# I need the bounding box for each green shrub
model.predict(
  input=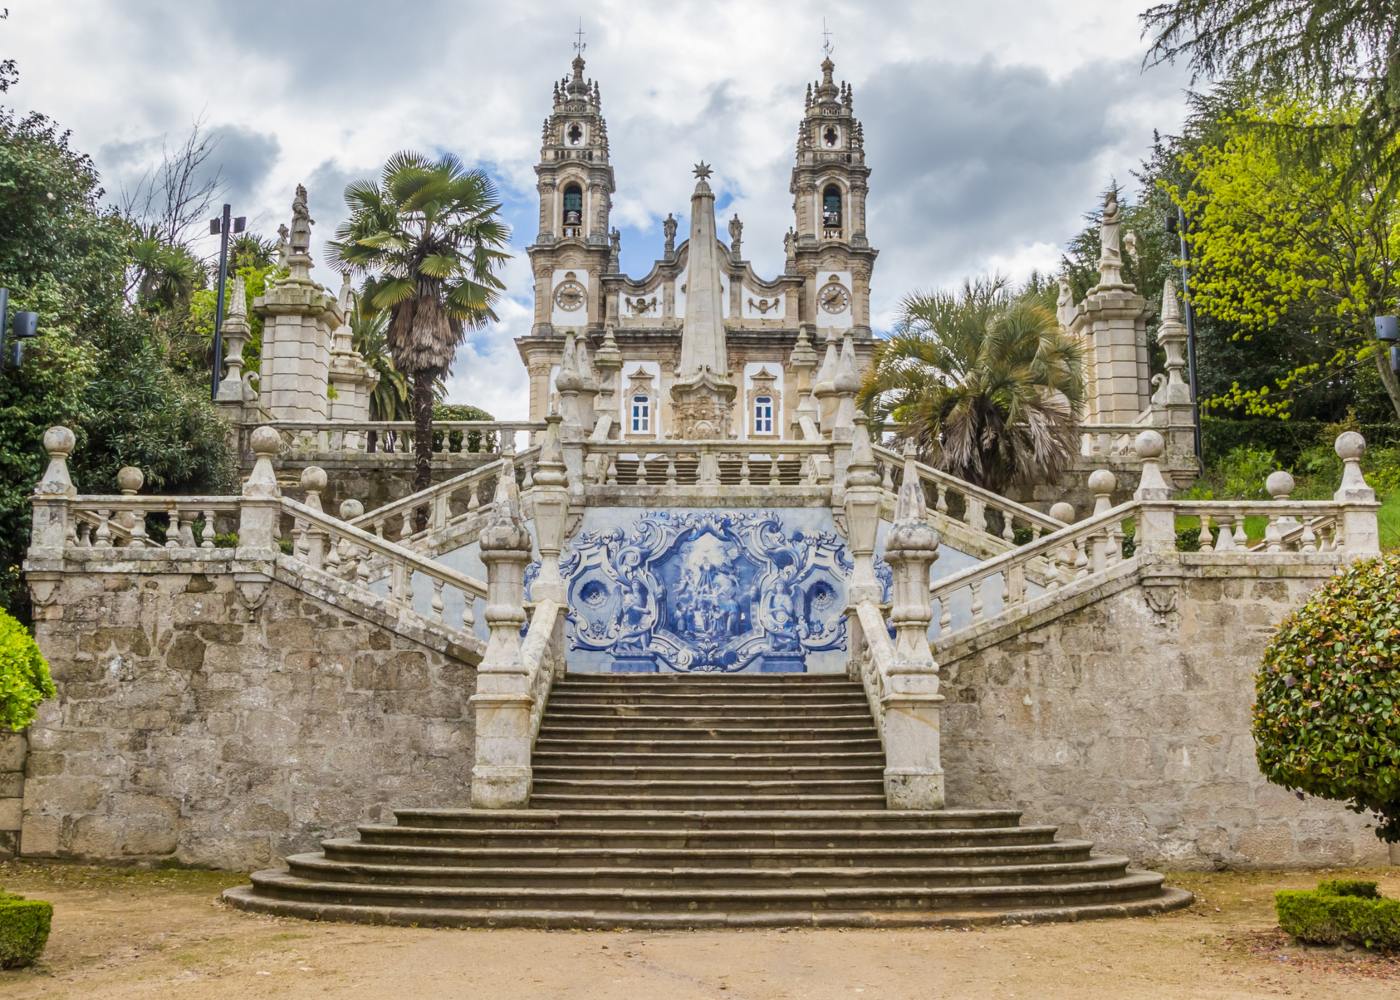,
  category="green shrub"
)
[1202,417,1400,468]
[432,404,497,453]
[1277,882,1400,952]
[0,608,54,732]
[1317,878,1380,899]
[1254,553,1400,841]
[0,891,52,969]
